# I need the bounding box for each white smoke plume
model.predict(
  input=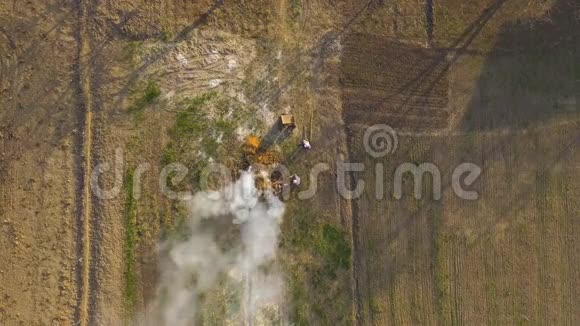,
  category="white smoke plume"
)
[141,171,286,325]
